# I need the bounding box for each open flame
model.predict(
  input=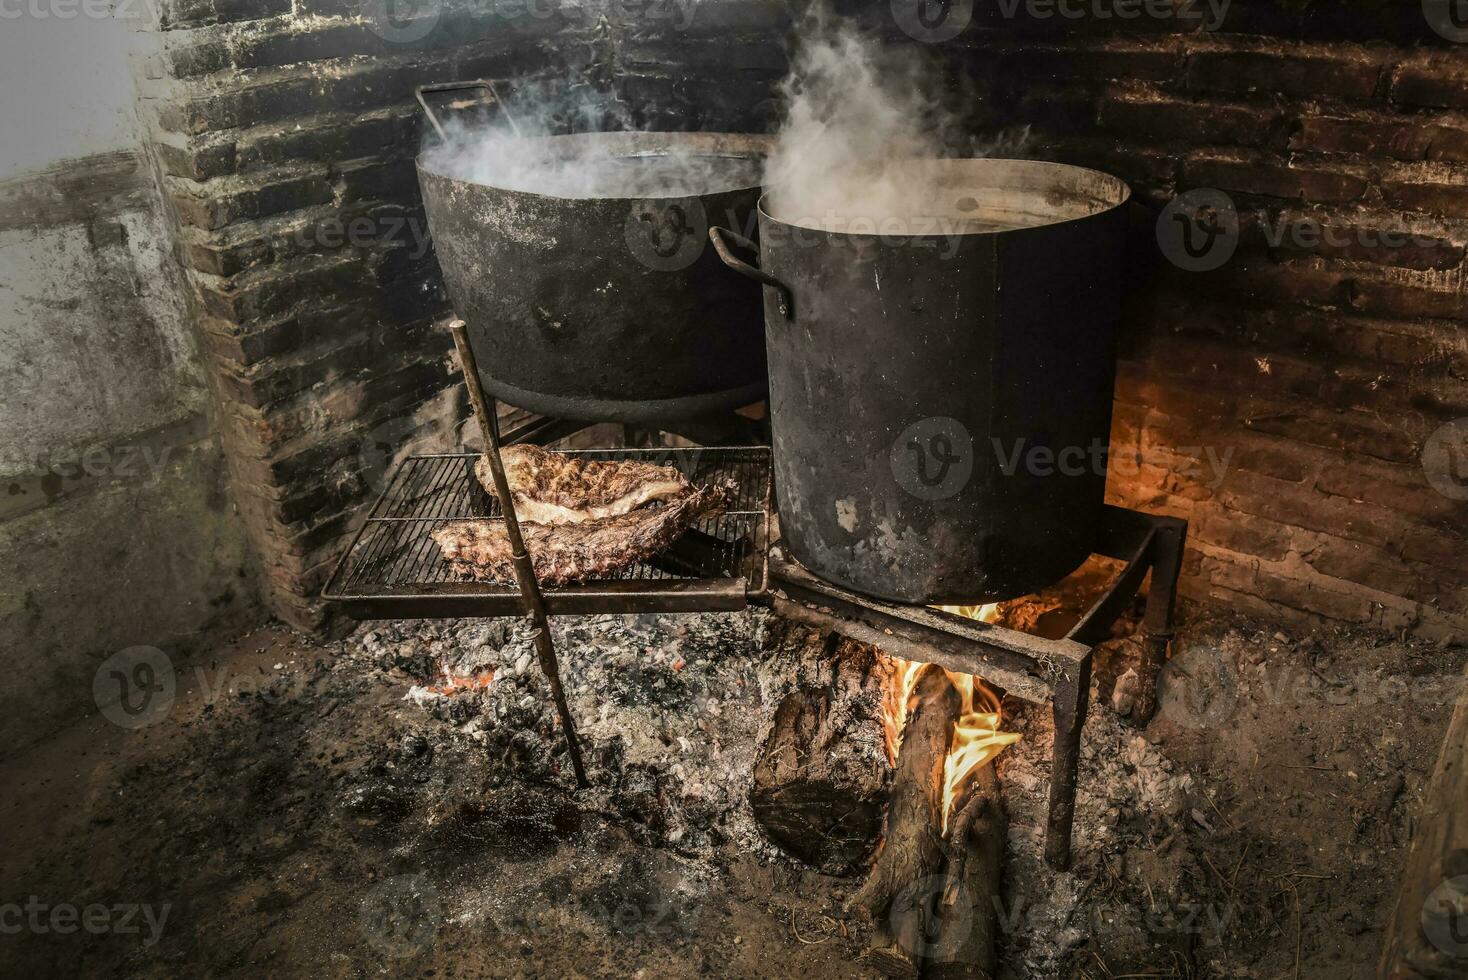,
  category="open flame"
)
[881,603,1022,832]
